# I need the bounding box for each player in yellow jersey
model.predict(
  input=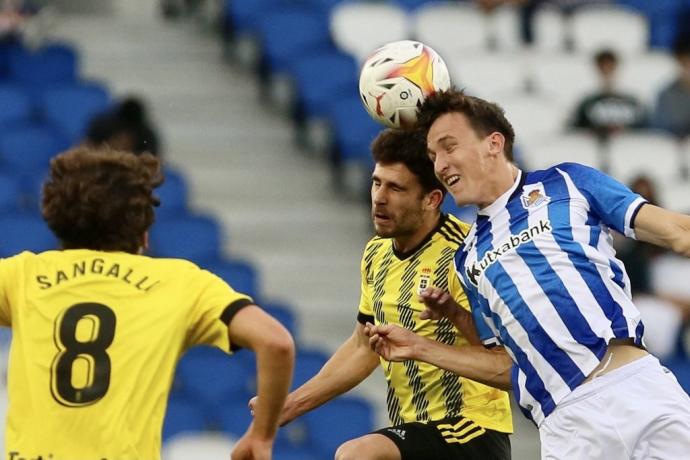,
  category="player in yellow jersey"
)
[249,129,512,460]
[0,147,295,460]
